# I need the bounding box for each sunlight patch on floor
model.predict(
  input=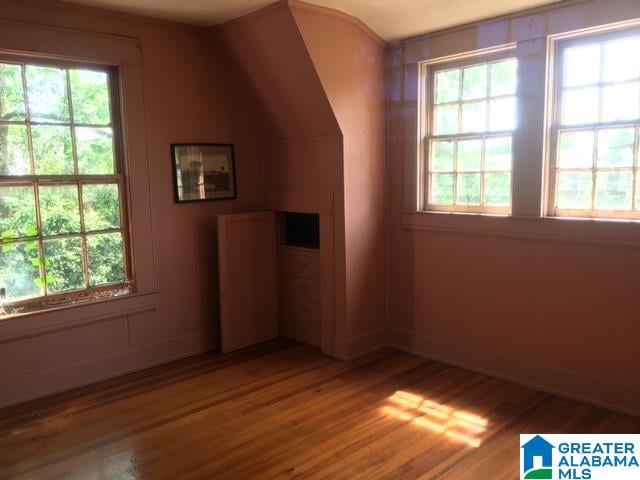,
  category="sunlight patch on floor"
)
[381,390,488,448]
